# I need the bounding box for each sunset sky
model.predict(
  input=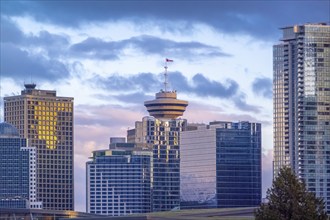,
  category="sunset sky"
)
[1,0,329,211]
